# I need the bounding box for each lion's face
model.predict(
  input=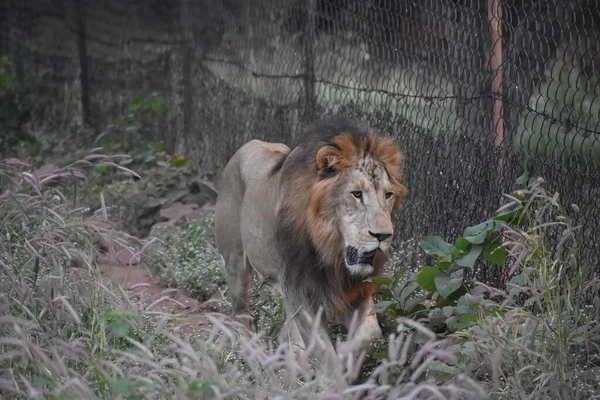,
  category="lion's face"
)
[337,158,397,276]
[306,133,407,277]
